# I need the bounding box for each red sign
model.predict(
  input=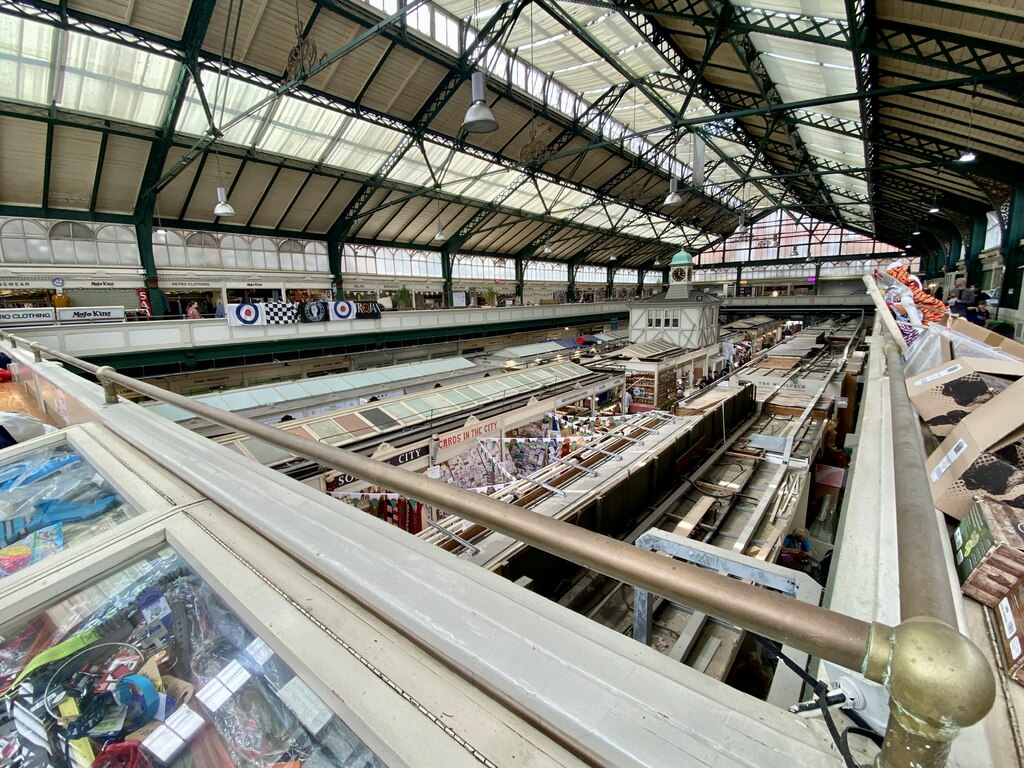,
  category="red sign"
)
[136,288,152,316]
